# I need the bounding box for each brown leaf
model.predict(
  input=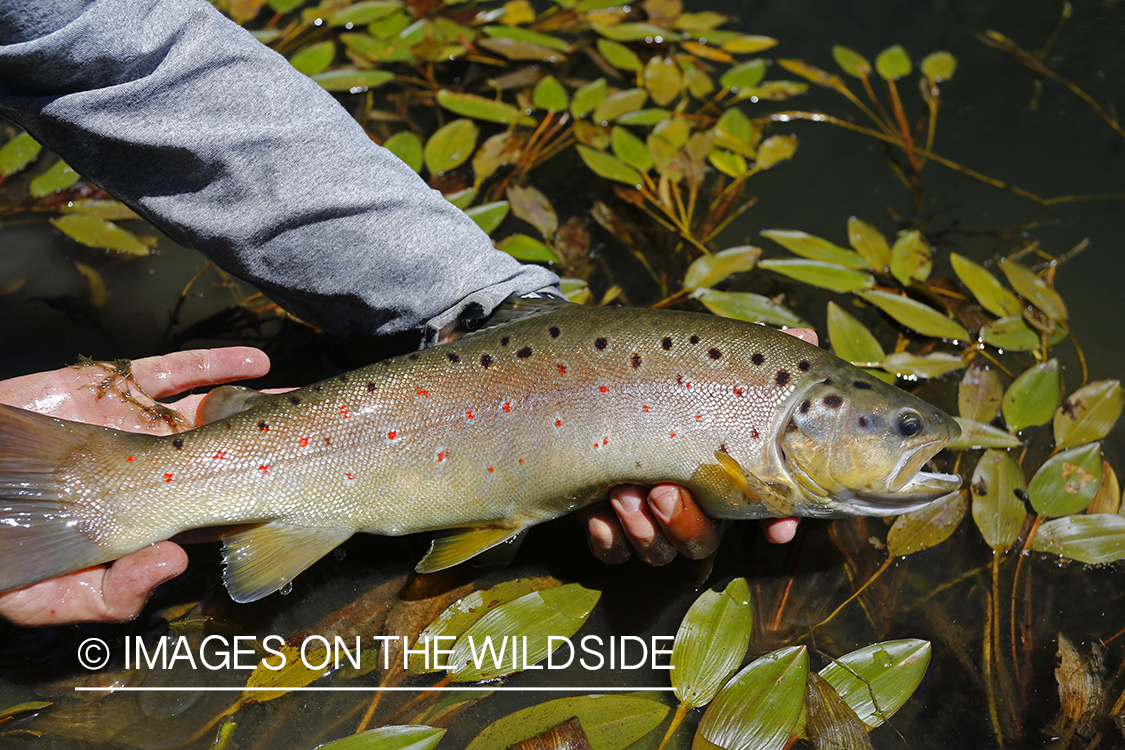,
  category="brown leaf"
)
[805,671,875,750]
[1053,634,1105,742]
[507,185,559,238]
[555,216,591,276]
[511,716,593,750]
